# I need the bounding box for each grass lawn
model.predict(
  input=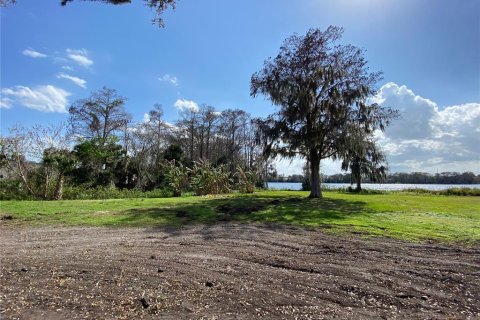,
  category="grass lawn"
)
[1,190,479,244]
